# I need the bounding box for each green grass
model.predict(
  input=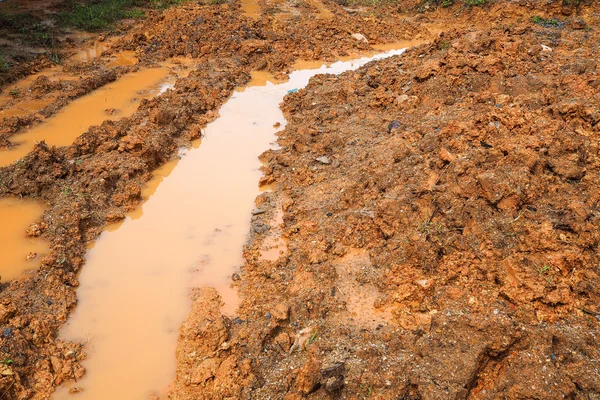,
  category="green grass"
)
[0,55,8,73]
[532,15,564,27]
[58,0,143,31]
[58,0,192,31]
[464,0,488,5]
